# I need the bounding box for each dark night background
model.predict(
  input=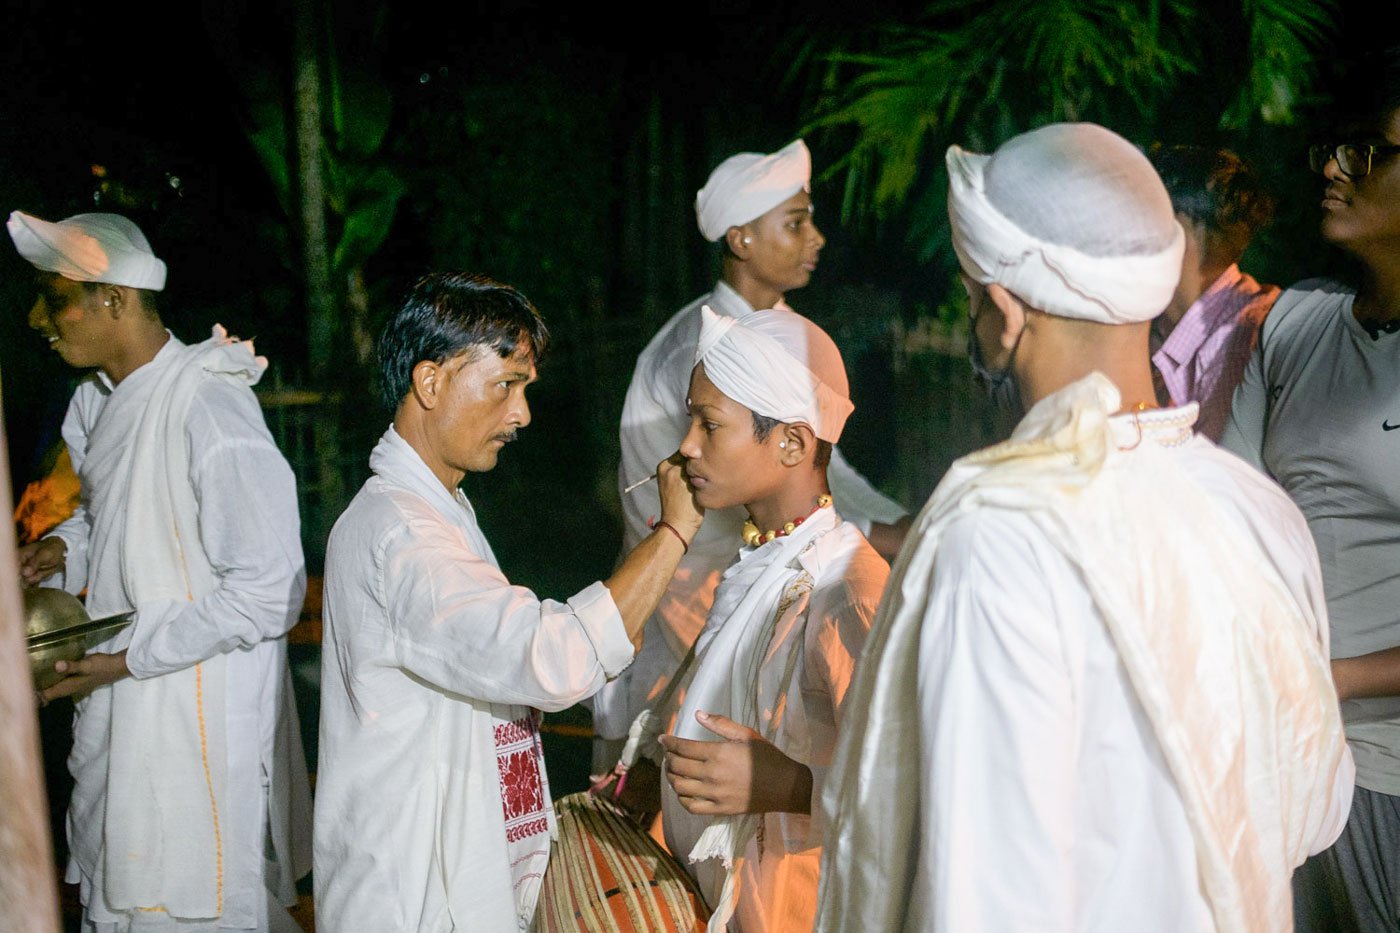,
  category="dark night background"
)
[3,0,1390,520]
[1,4,946,901]
[2,1,1394,925]
[3,0,1390,517]
[0,0,931,532]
